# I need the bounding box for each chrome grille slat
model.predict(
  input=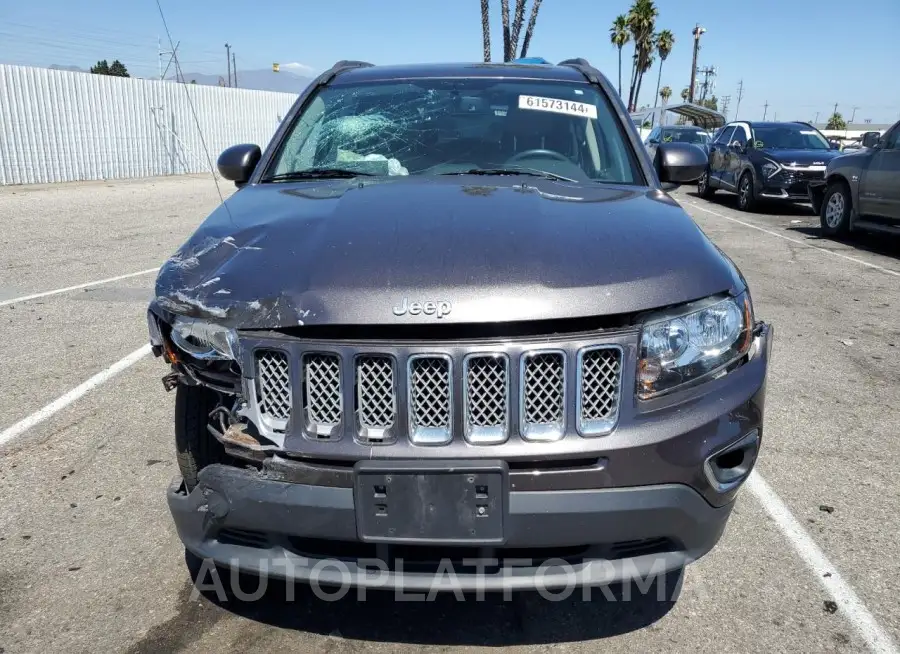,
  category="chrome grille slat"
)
[255,350,291,432]
[521,351,566,441]
[303,353,342,438]
[464,355,509,444]
[408,355,452,445]
[356,356,396,442]
[578,347,622,436]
